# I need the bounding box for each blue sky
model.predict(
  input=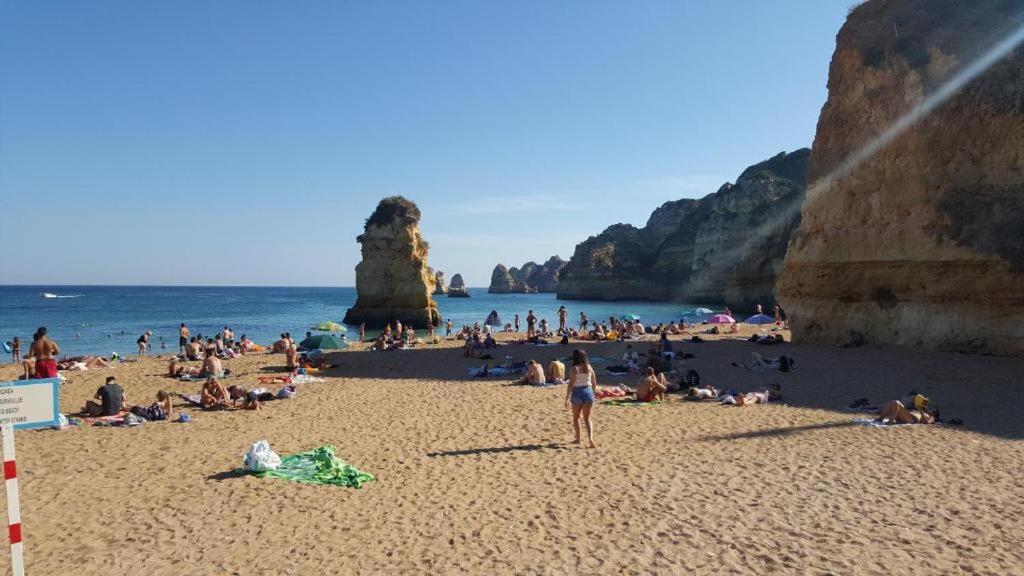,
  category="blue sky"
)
[0,1,851,286]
